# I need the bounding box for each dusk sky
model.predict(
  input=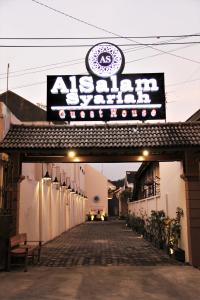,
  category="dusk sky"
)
[0,0,199,180]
